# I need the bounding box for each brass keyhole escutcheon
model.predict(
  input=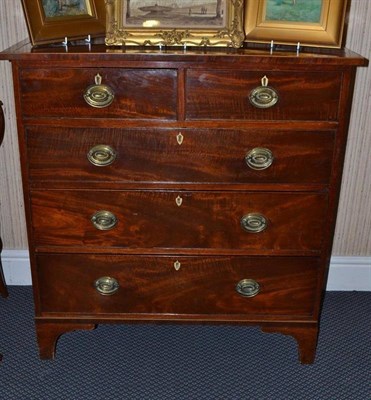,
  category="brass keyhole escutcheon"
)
[174,260,181,271]
[176,196,183,207]
[176,132,184,145]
